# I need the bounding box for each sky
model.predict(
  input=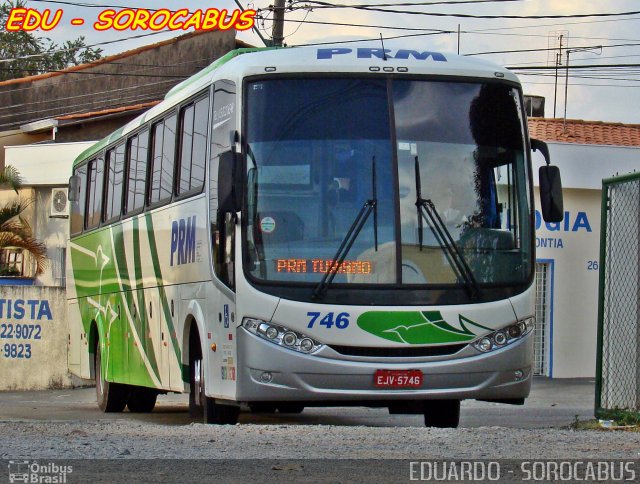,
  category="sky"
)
[15,0,640,124]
